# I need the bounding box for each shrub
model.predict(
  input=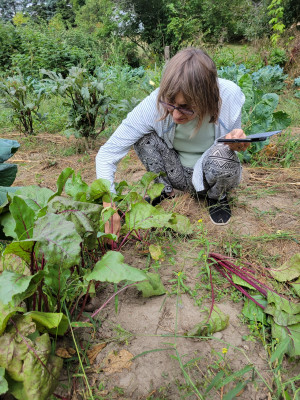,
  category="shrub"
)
[41,67,110,143]
[0,72,46,135]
